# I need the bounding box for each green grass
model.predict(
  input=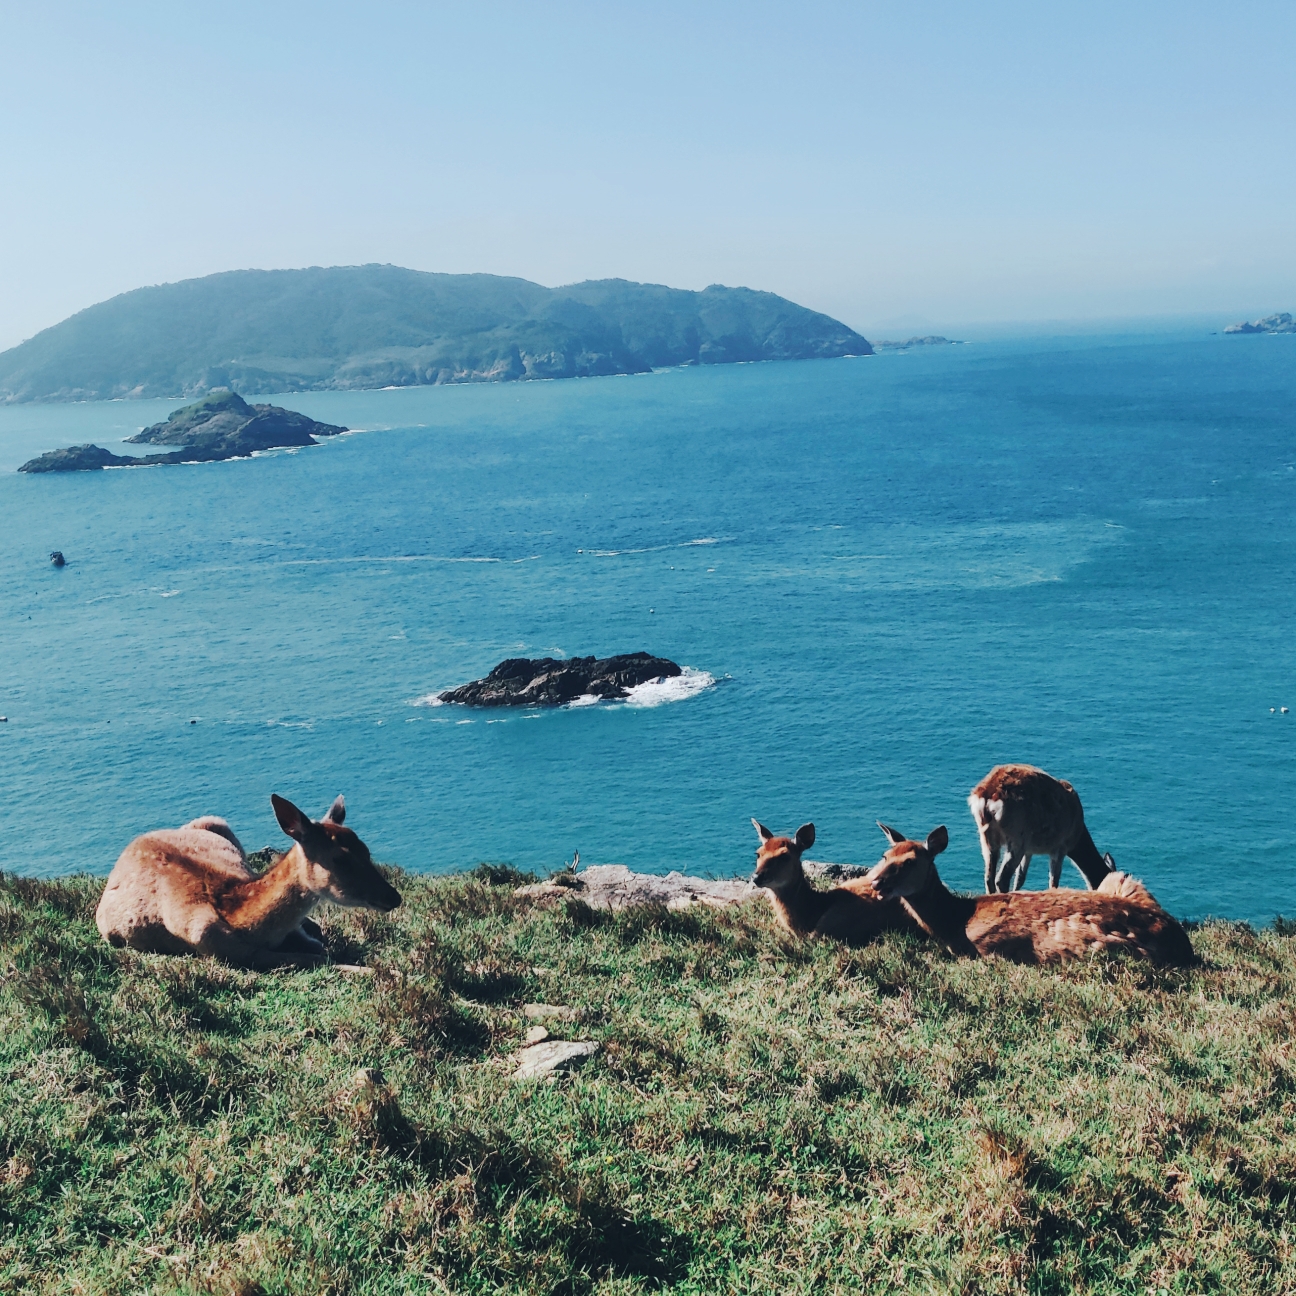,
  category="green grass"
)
[3,866,1296,1295]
